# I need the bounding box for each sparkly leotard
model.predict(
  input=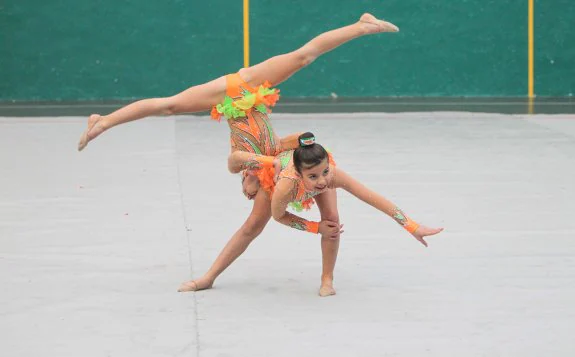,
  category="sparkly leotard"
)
[211,73,282,156]
[256,150,337,212]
